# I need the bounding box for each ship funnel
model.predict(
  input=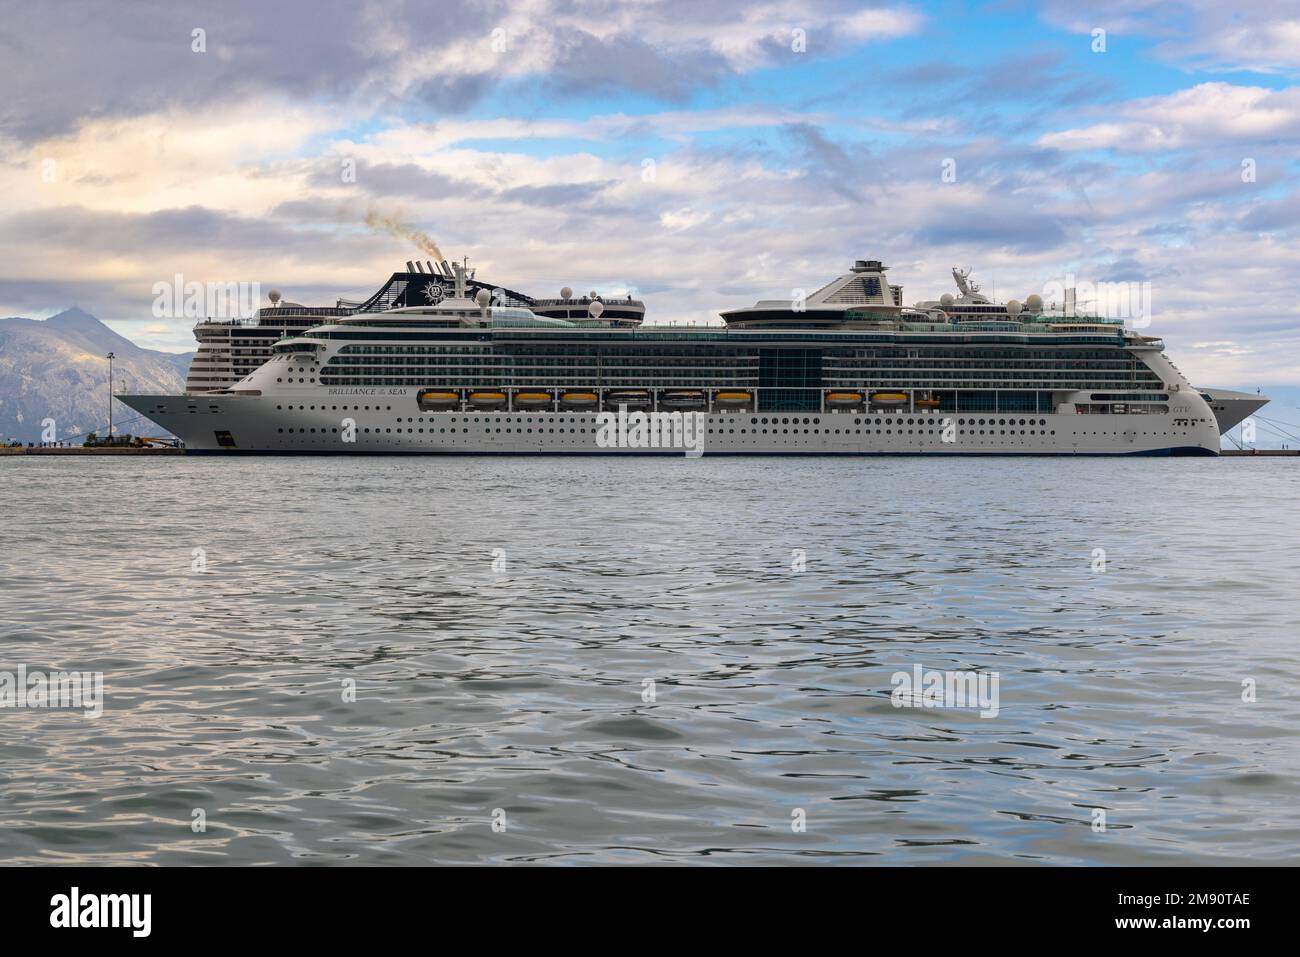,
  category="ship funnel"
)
[406,261,416,273]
